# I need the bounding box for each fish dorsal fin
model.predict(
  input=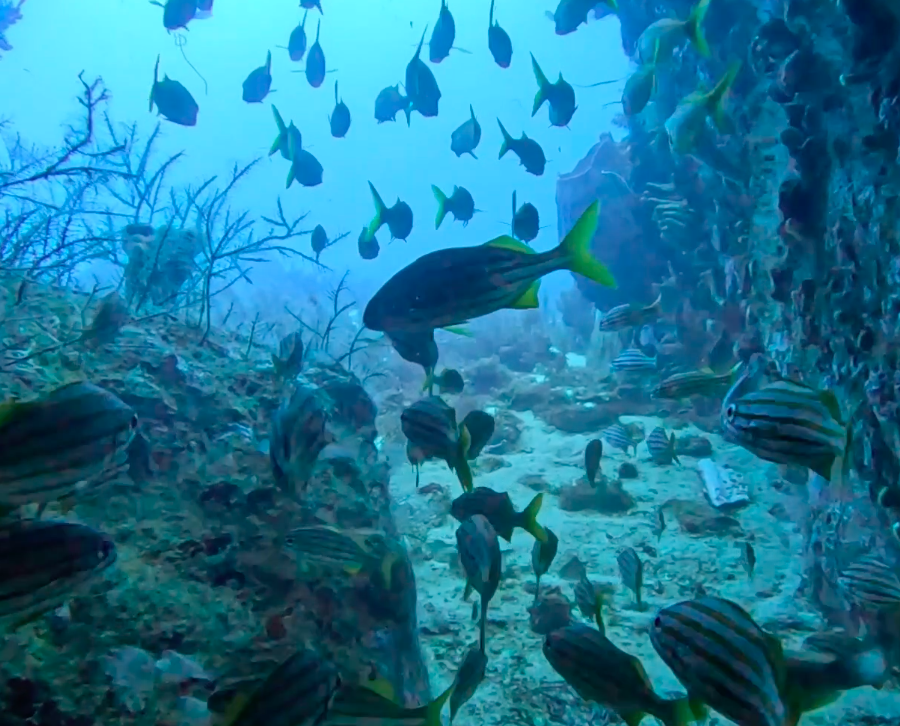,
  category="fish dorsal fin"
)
[485,235,534,253]
[510,281,540,310]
